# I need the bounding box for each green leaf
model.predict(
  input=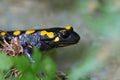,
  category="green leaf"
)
[32,47,41,63]
[13,55,30,71]
[41,56,56,79]
[0,72,4,80]
[31,48,42,72]
[19,72,37,80]
[0,53,13,71]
